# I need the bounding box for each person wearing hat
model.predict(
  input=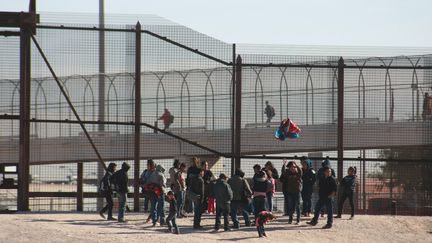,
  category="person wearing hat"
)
[213,173,233,231]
